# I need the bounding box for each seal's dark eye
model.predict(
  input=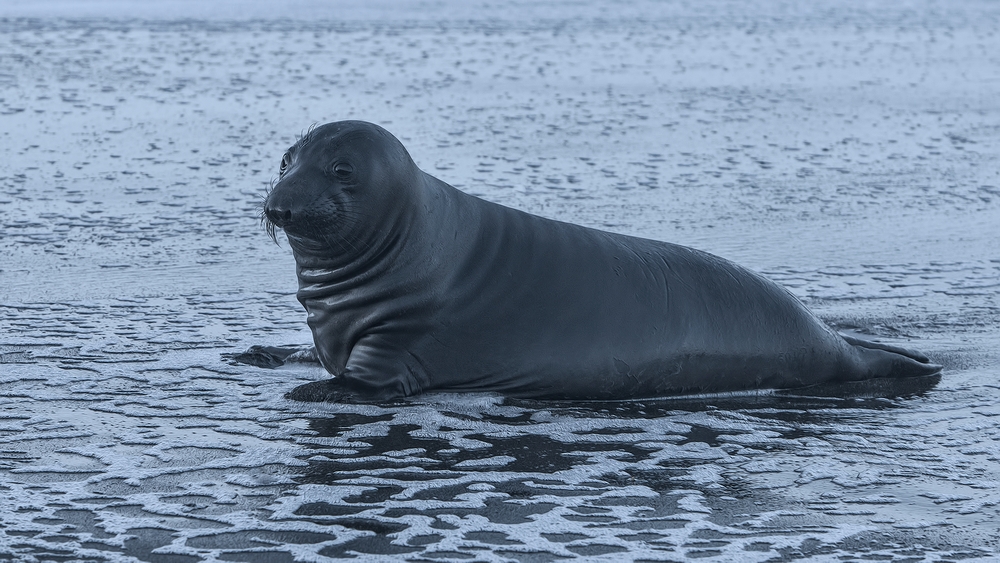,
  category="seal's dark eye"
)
[280,152,291,175]
[333,162,354,177]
